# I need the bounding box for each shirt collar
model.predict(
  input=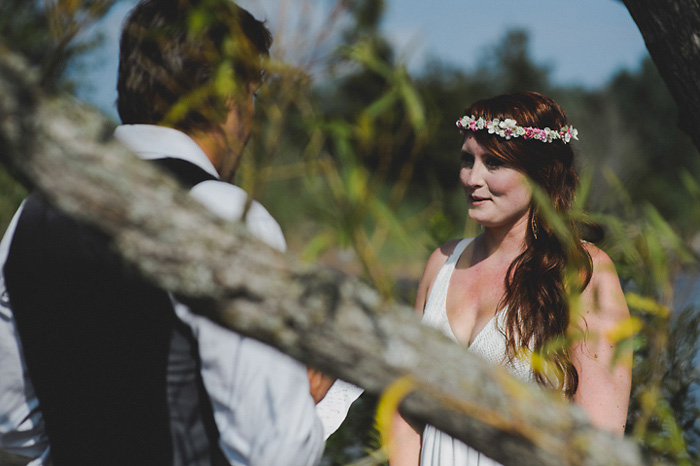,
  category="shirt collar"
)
[114,124,220,179]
